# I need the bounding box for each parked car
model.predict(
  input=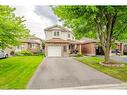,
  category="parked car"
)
[0,50,8,58]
